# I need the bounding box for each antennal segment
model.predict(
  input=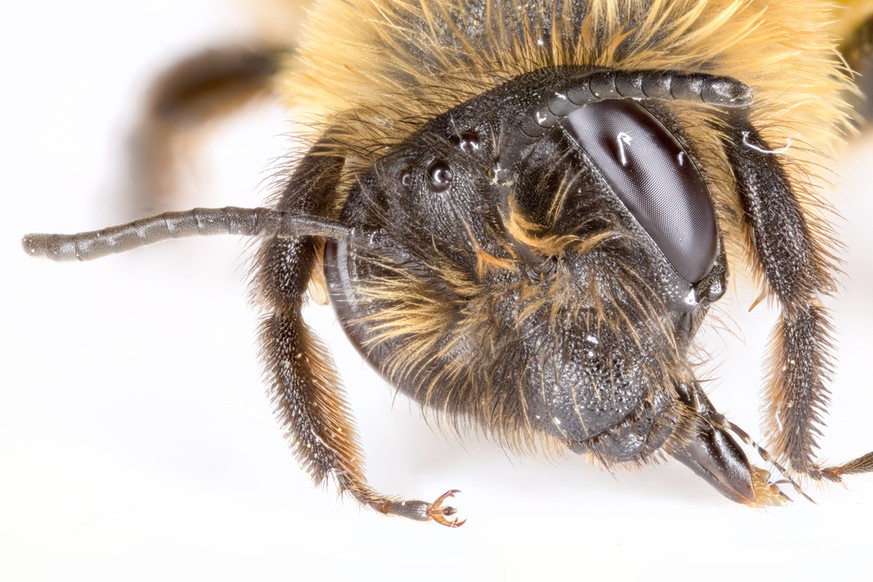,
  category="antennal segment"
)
[22,207,352,262]
[522,70,752,138]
